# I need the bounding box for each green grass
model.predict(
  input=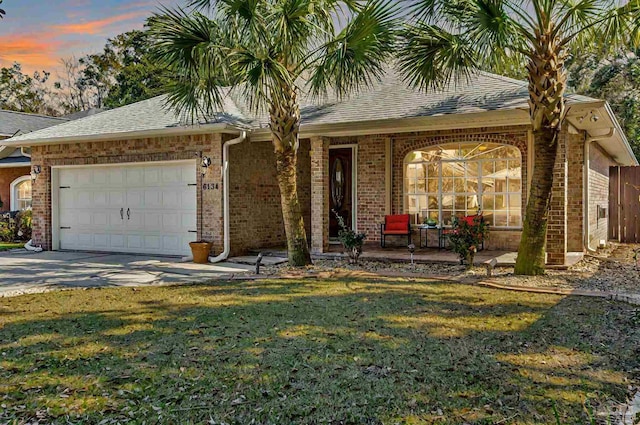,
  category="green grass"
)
[0,278,638,424]
[0,242,24,251]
